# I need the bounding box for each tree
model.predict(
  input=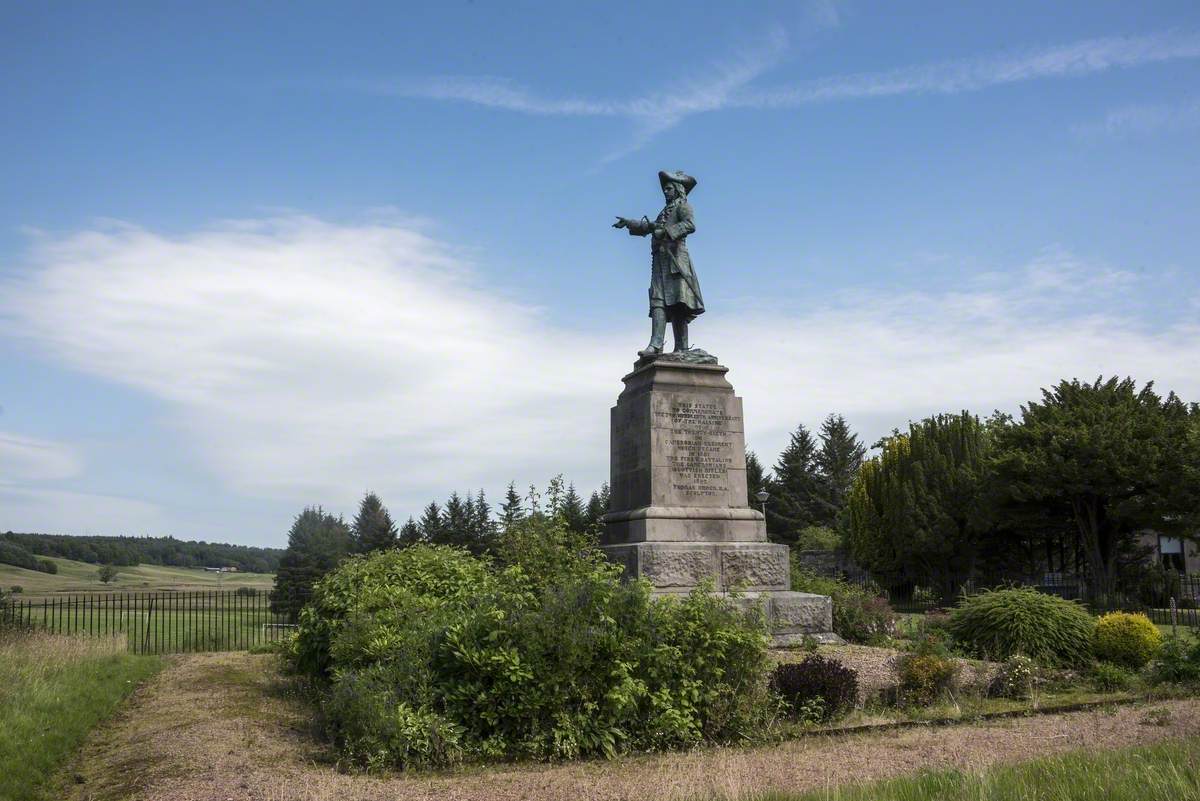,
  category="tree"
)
[441,492,471,549]
[745,450,767,508]
[847,412,993,603]
[270,507,353,620]
[991,377,1198,602]
[815,414,866,530]
[499,482,525,530]
[585,483,610,533]
[560,483,588,533]
[544,474,566,518]
[417,502,445,543]
[97,564,119,584]
[469,490,496,555]
[765,425,825,546]
[351,492,398,553]
[397,517,422,547]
